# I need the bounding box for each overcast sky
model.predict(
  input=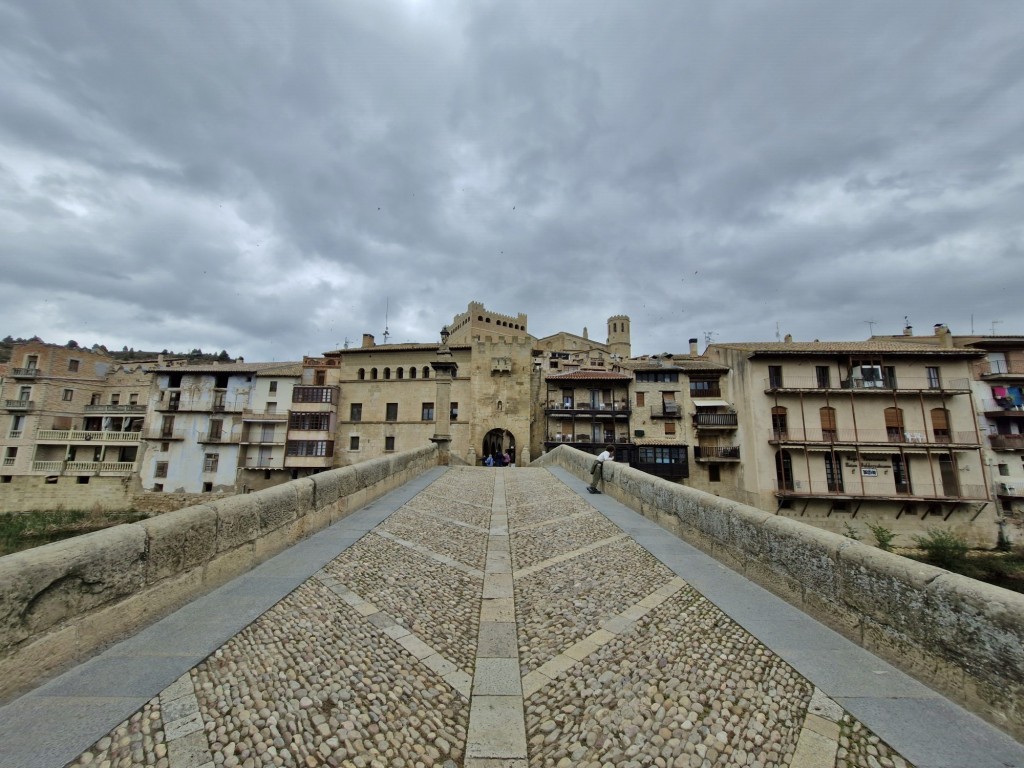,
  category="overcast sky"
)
[2,1,1023,360]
